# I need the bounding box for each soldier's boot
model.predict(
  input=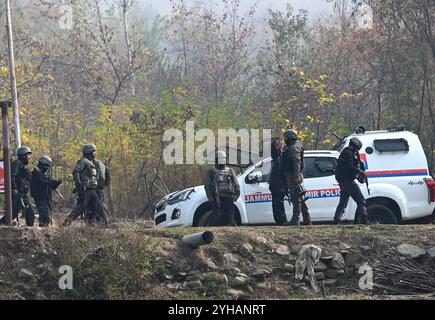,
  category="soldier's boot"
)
[62,216,73,227]
[62,206,82,227]
[25,206,35,227]
[288,214,300,226]
[288,198,301,226]
[301,219,312,226]
[301,207,312,226]
[361,214,370,225]
[273,211,288,226]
